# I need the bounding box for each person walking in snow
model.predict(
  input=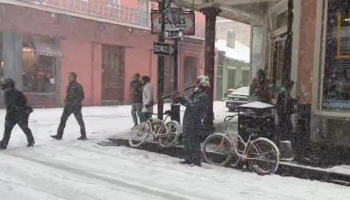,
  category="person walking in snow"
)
[0,78,35,149]
[51,72,86,140]
[176,76,210,167]
[130,73,143,128]
[141,76,154,122]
